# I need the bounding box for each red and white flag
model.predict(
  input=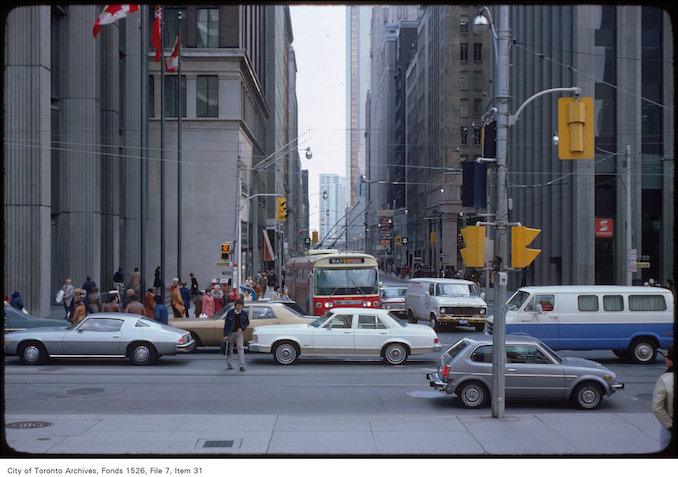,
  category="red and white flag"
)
[165,34,180,72]
[152,6,163,62]
[92,5,139,39]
